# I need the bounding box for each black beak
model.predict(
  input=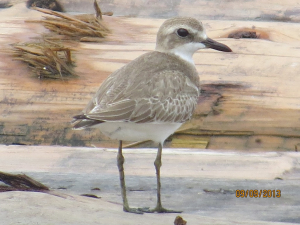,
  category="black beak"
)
[201,38,232,52]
